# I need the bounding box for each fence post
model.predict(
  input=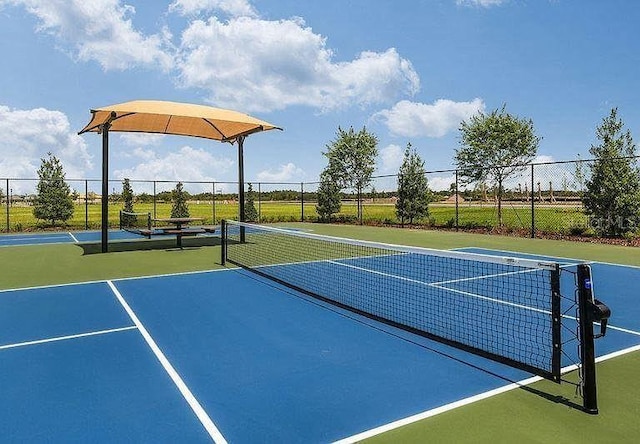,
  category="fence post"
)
[5,179,9,232]
[84,180,89,230]
[153,181,157,221]
[212,182,216,224]
[455,170,459,231]
[531,164,535,238]
[258,182,262,223]
[301,182,304,222]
